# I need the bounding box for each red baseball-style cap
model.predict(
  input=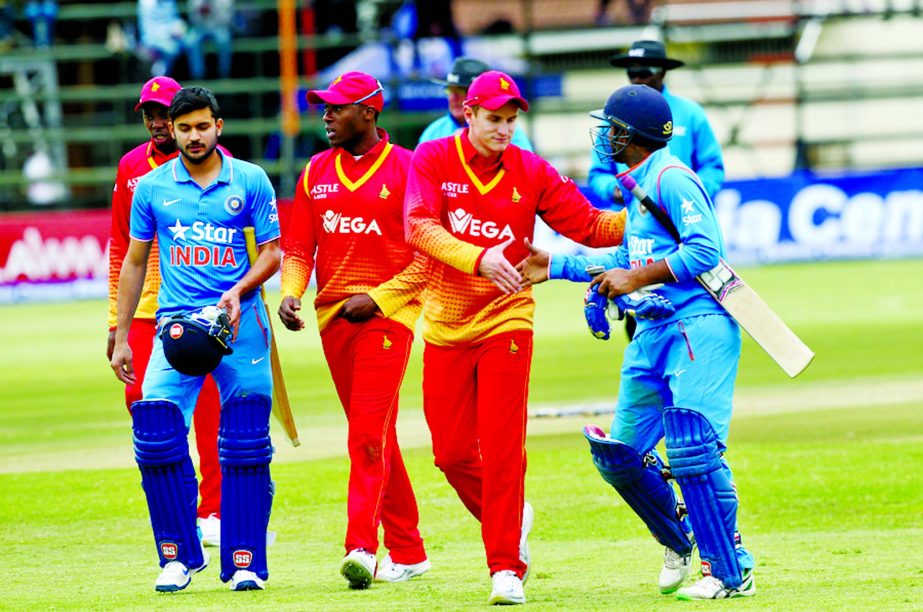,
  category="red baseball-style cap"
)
[464,70,529,112]
[134,76,182,112]
[306,71,385,111]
